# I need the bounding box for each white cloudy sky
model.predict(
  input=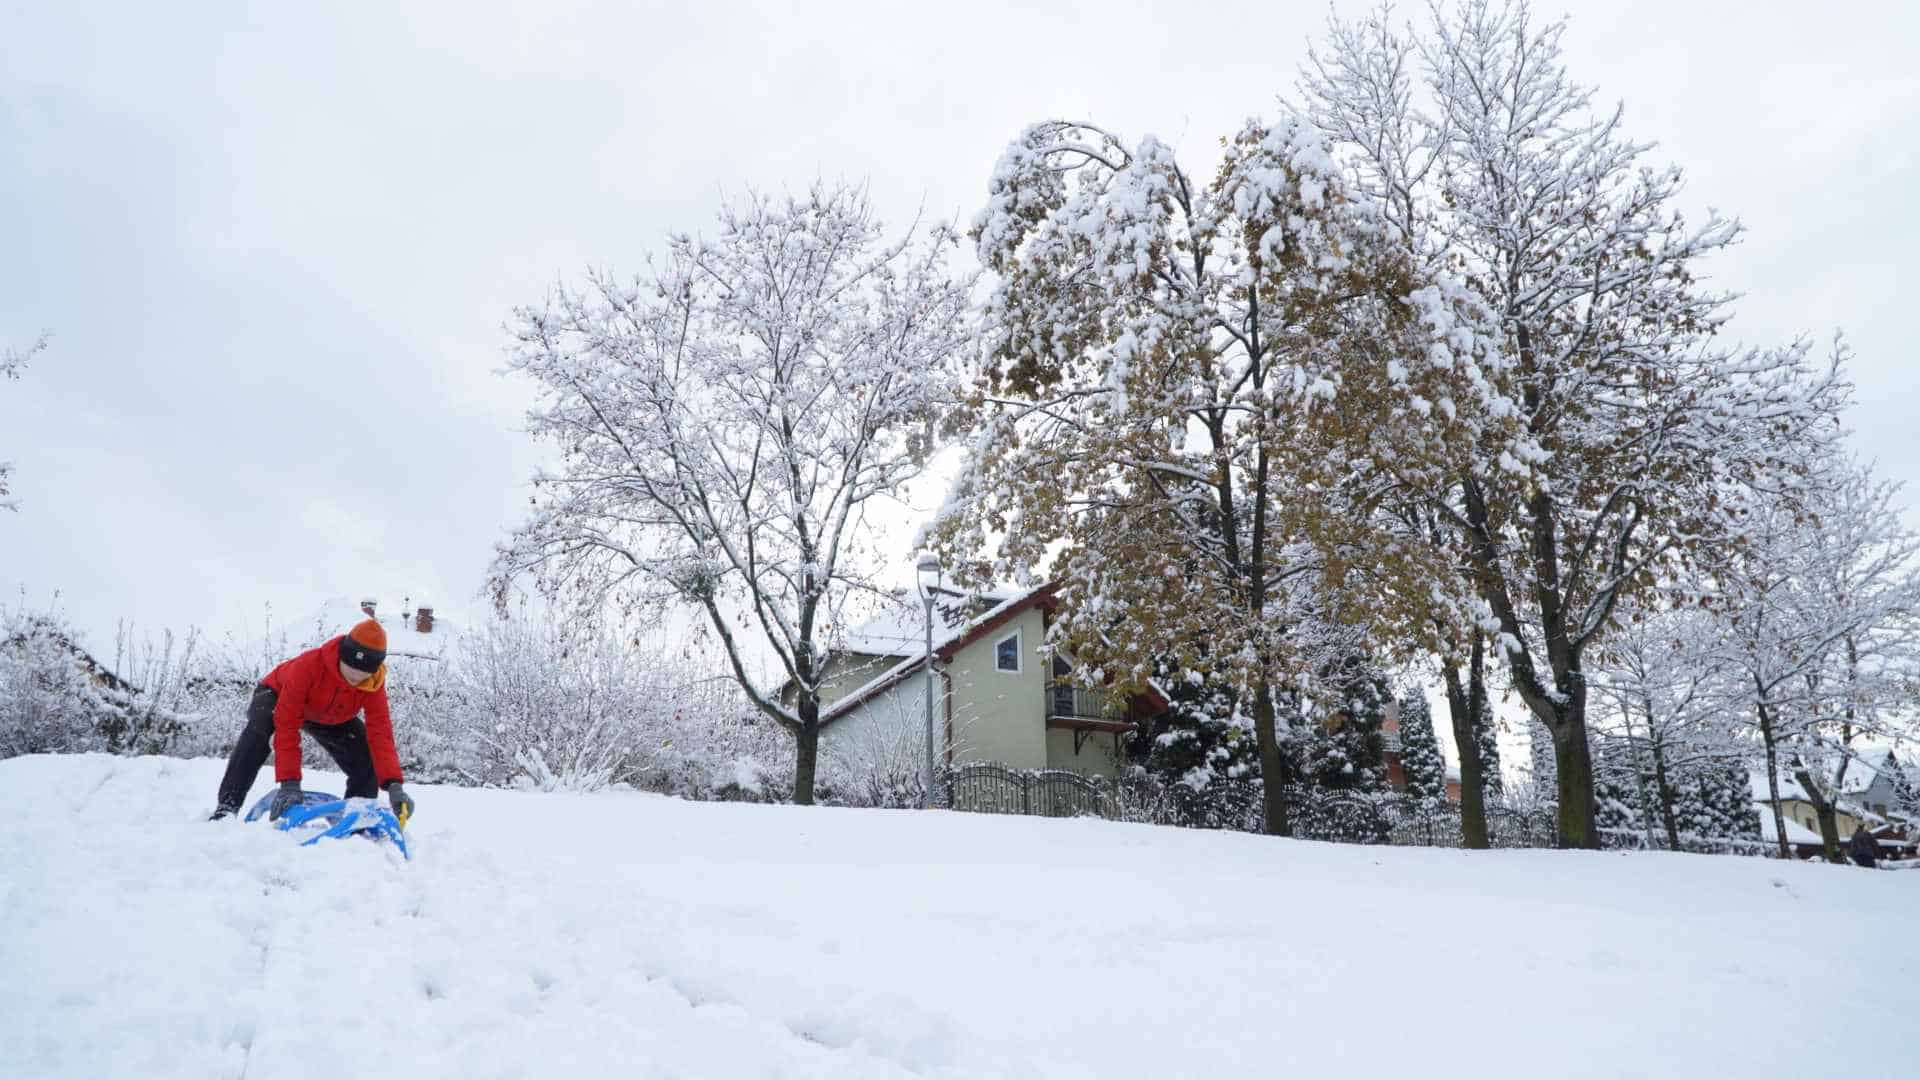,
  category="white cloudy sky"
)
[3,1,1917,661]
